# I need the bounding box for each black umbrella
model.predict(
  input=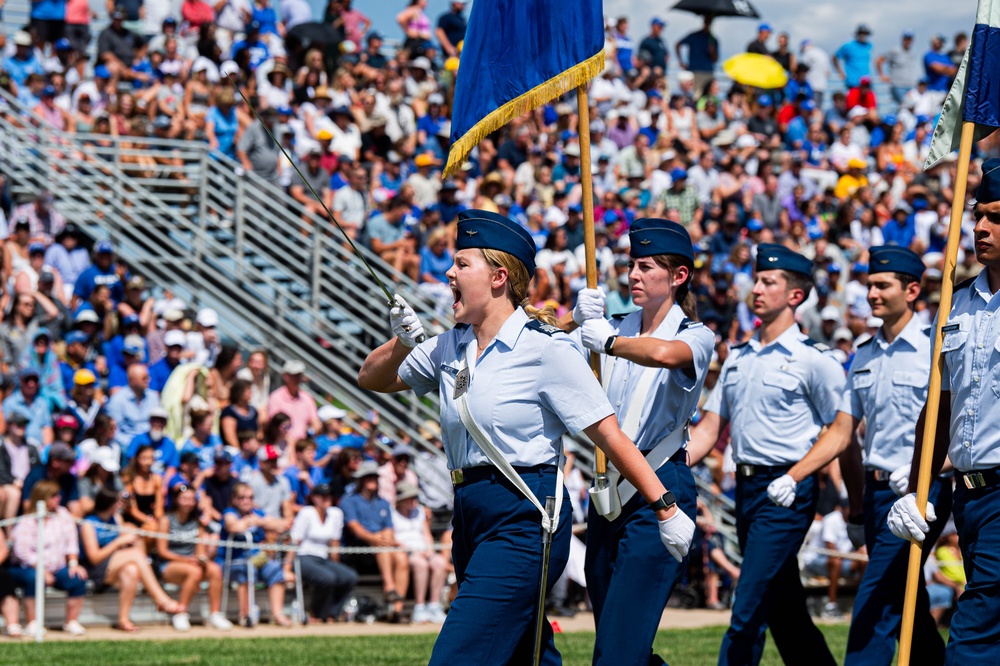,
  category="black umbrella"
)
[287,21,340,46]
[670,0,760,18]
